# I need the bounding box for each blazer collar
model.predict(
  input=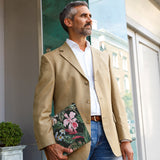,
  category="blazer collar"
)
[59,42,101,81]
[59,42,87,79]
